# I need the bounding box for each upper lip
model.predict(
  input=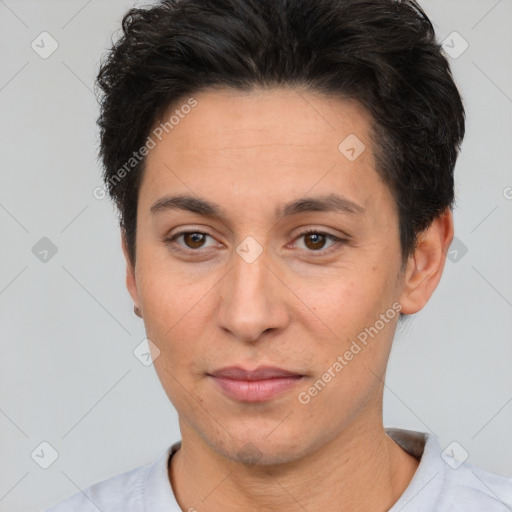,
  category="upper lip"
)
[209,366,303,381]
